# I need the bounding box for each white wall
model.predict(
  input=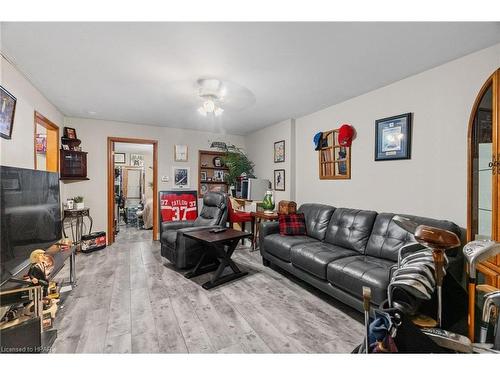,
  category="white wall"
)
[290,43,500,228]
[62,117,246,235]
[0,56,64,168]
[246,119,295,202]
